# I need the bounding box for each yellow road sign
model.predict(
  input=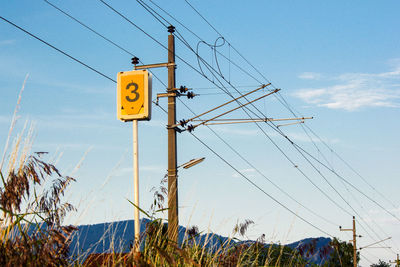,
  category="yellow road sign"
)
[117,70,152,121]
